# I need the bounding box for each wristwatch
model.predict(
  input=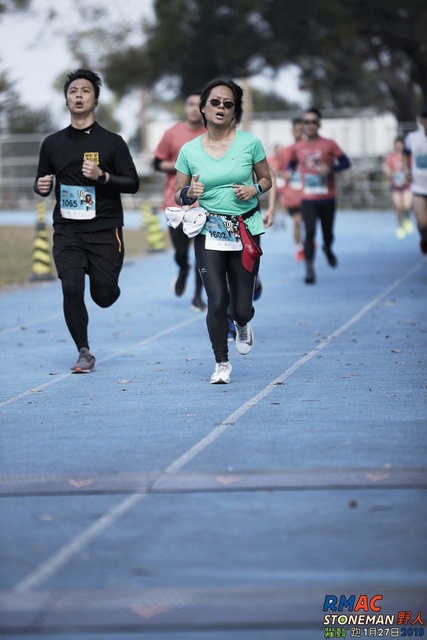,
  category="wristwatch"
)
[97,171,107,184]
[254,183,263,196]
